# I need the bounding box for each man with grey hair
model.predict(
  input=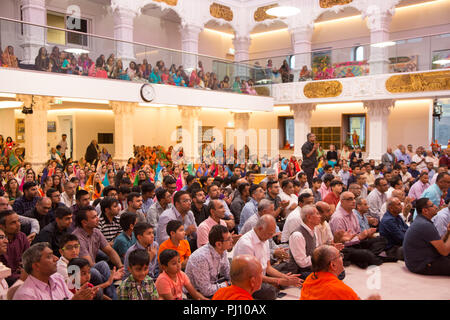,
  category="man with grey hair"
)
[13,242,95,300]
[281,192,314,243]
[233,215,302,300]
[240,199,276,235]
